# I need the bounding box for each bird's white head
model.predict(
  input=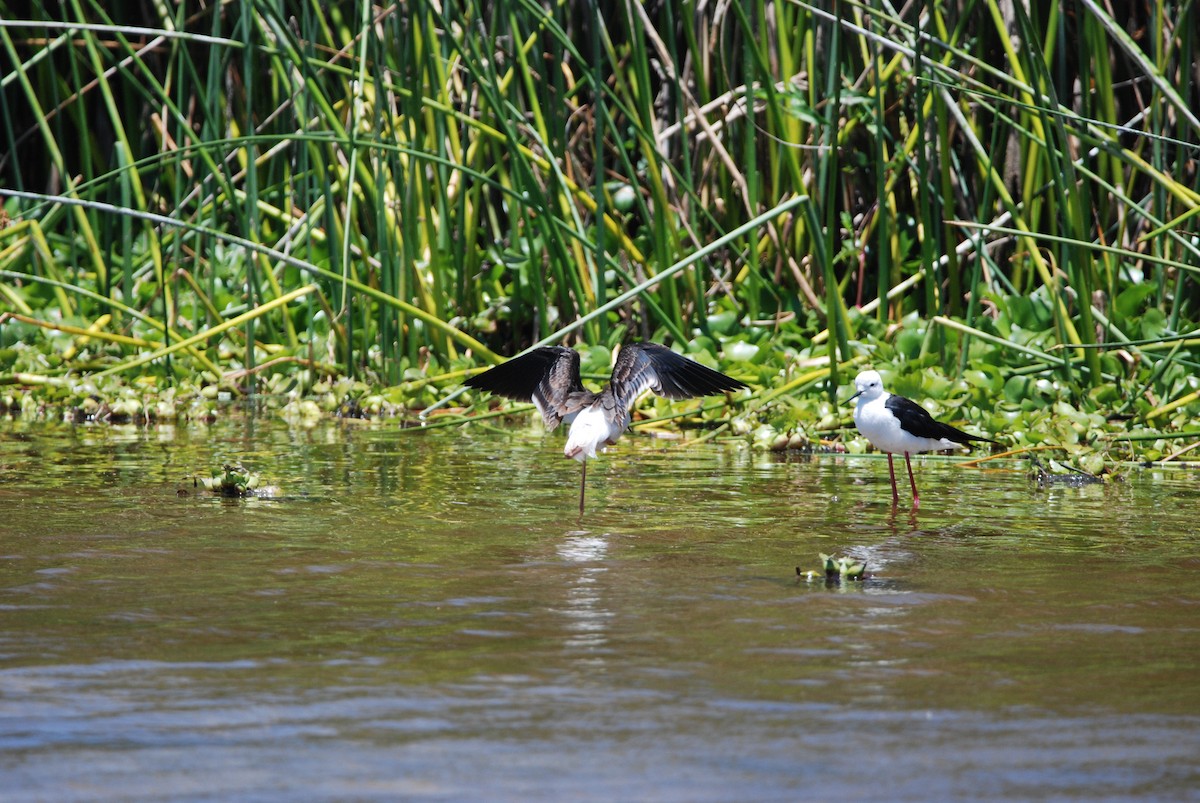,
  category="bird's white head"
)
[851,370,885,404]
